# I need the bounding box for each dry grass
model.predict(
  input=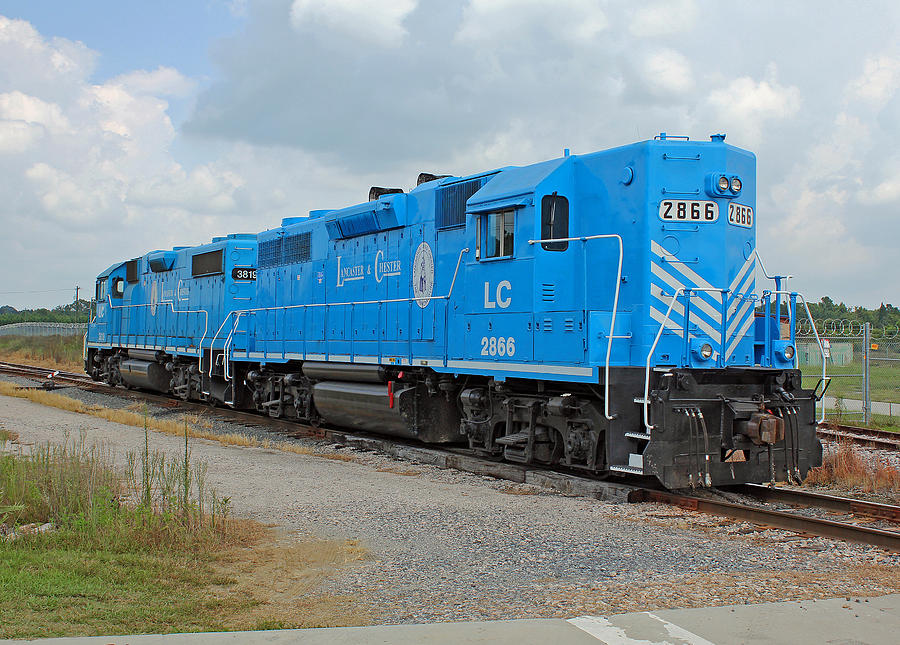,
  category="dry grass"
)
[499,485,540,495]
[214,534,370,630]
[0,396,371,638]
[804,440,900,496]
[376,466,420,476]
[0,425,19,445]
[0,335,85,372]
[0,382,363,465]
